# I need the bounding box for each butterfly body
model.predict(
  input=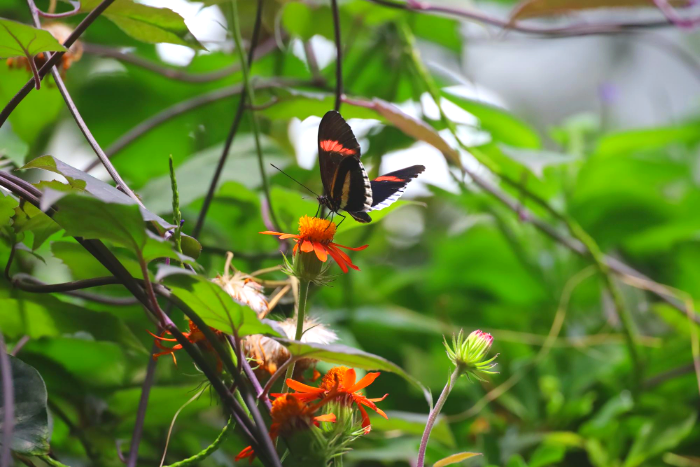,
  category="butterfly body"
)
[317,110,425,223]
